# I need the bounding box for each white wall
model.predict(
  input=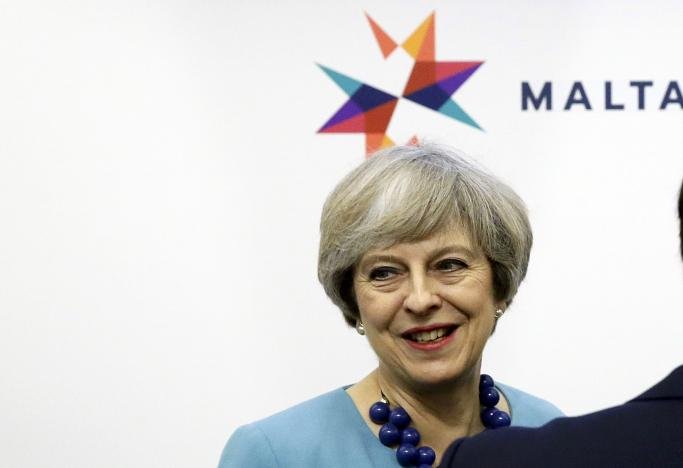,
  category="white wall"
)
[1,1,682,467]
